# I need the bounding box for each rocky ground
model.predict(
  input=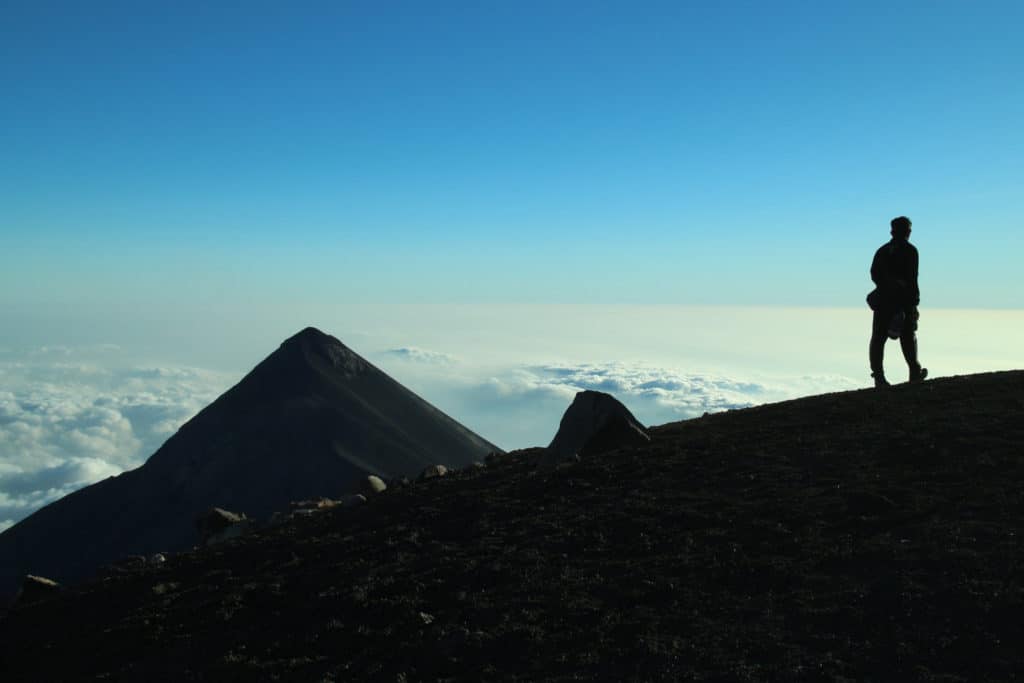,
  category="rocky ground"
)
[2,371,1023,682]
